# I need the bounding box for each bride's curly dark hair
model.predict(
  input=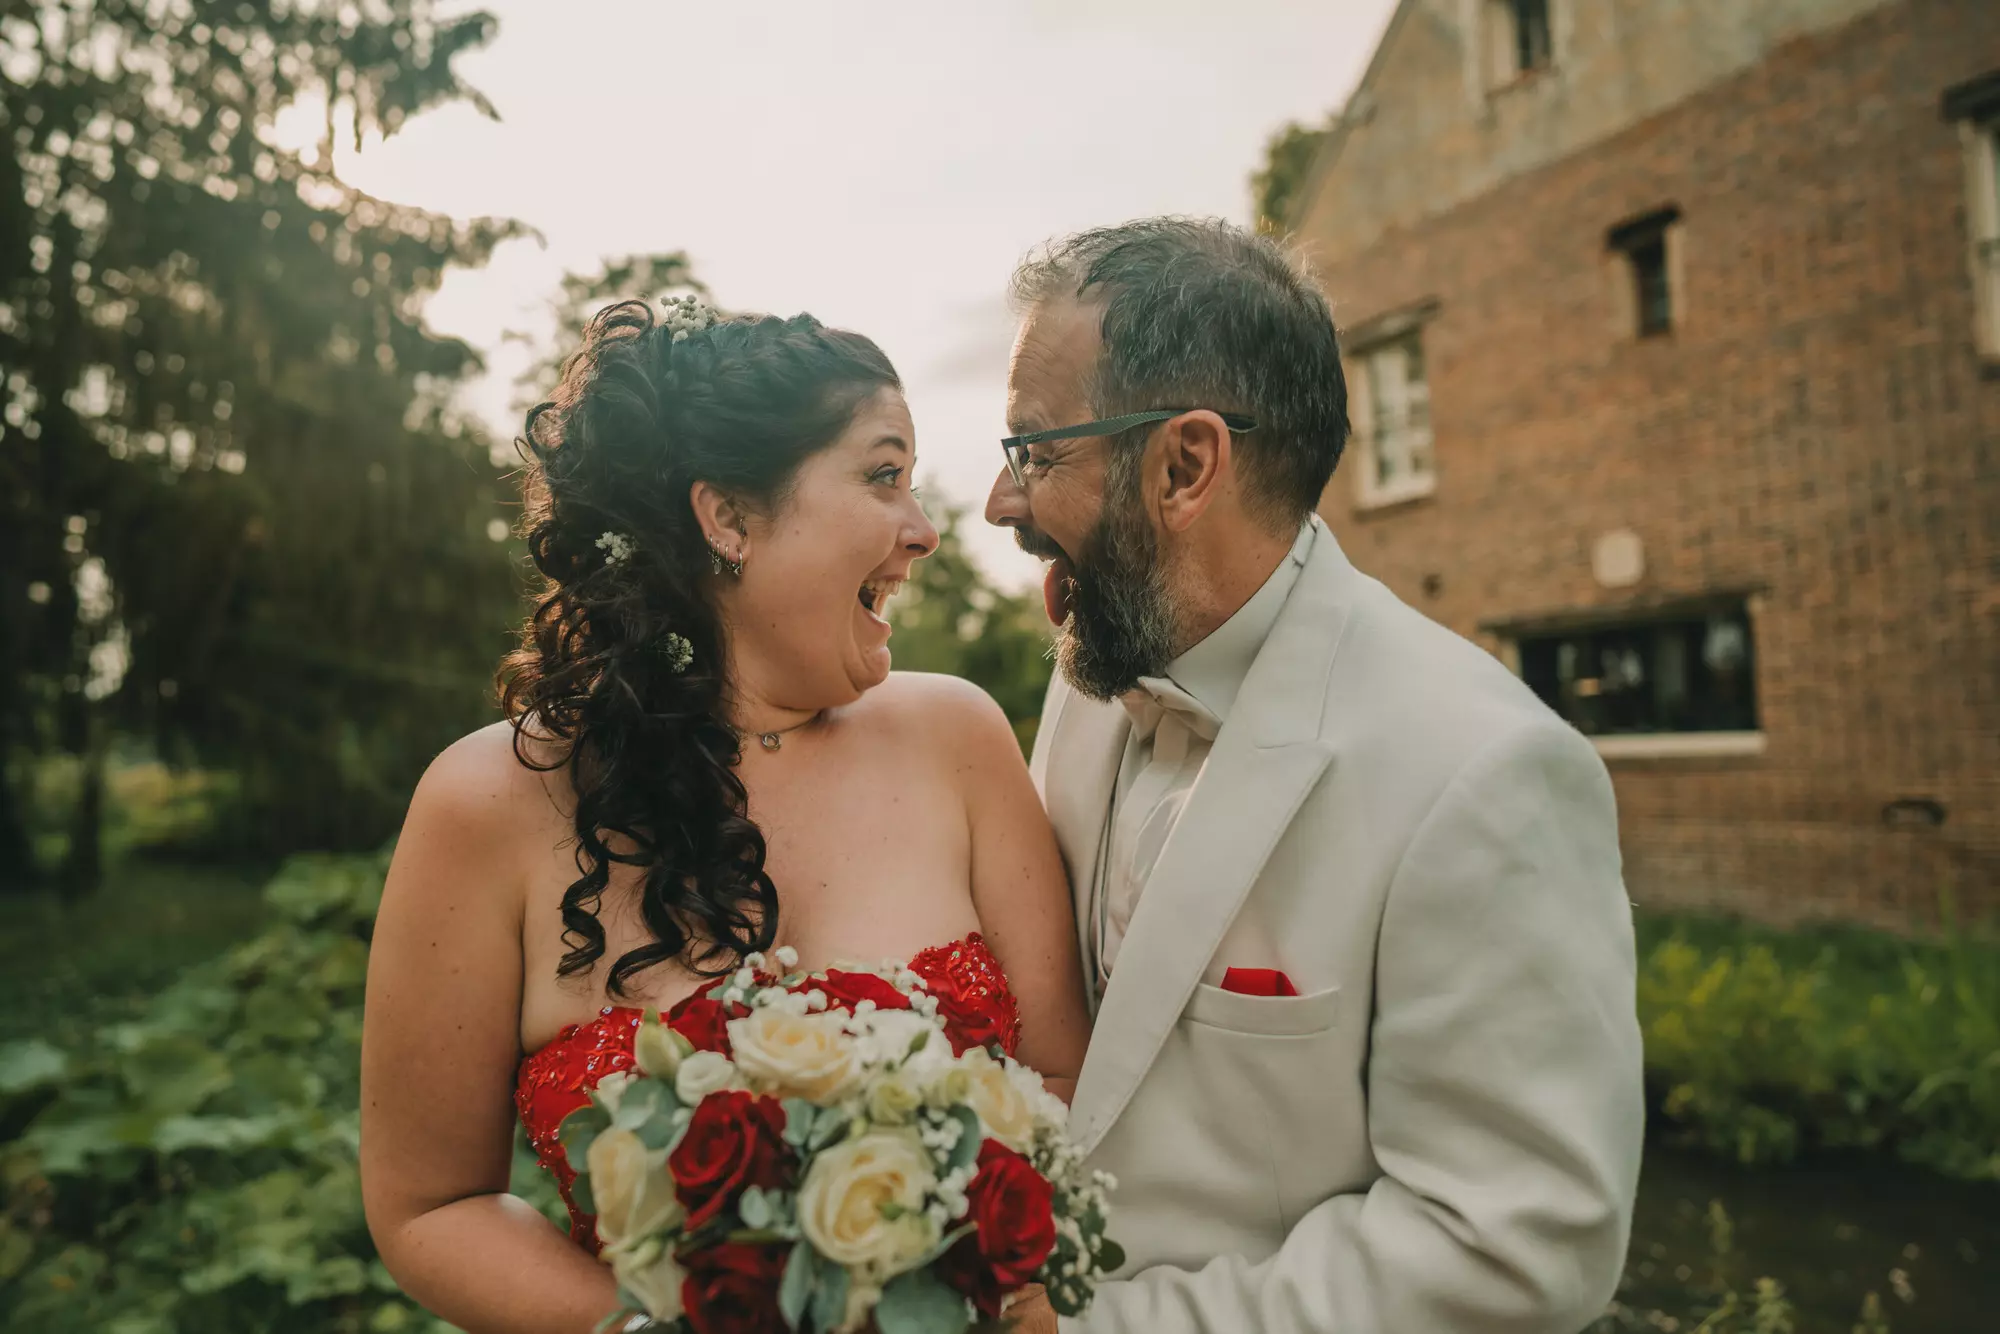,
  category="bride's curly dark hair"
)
[499,300,901,995]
